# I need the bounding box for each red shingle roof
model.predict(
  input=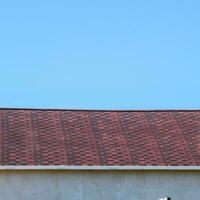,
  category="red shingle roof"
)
[0,109,199,166]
